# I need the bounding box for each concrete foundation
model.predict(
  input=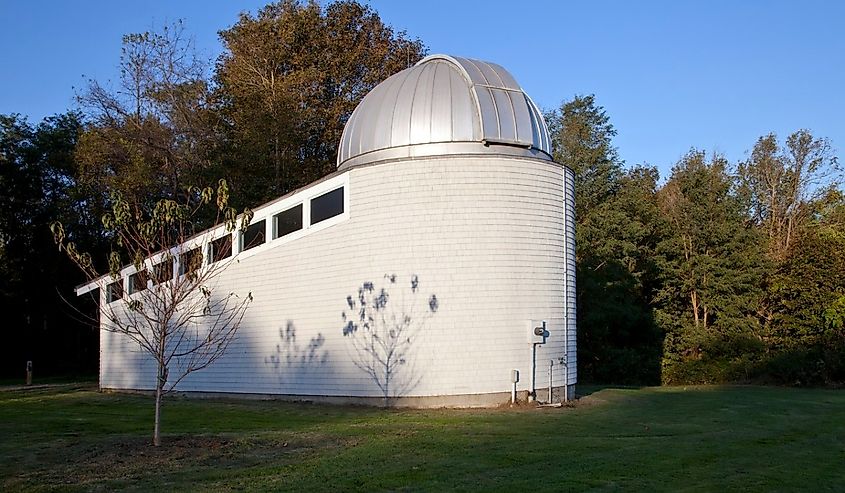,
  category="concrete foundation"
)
[101,384,578,409]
